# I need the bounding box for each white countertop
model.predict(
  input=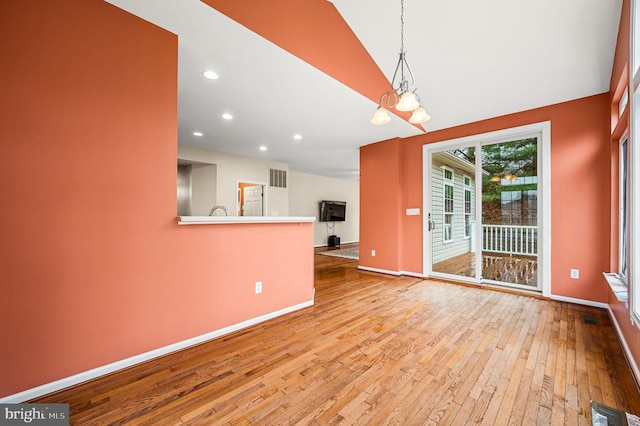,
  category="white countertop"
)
[178,216,316,225]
